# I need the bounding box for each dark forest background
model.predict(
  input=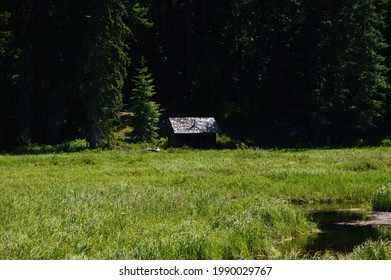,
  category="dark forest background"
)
[1,0,391,148]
